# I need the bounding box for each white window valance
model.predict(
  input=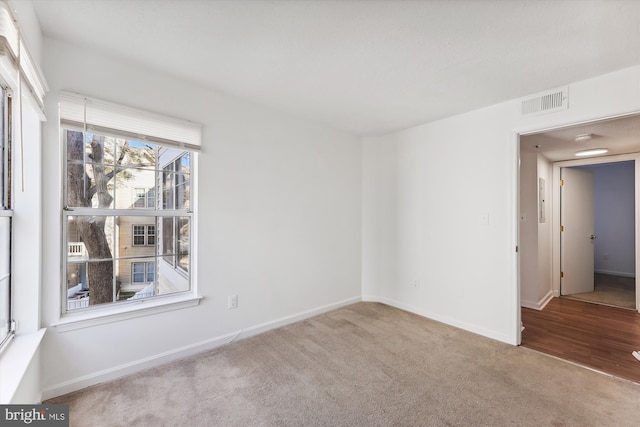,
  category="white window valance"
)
[59,92,202,150]
[0,1,48,110]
